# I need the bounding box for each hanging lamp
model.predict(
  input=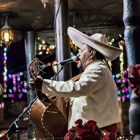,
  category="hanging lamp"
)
[1,15,14,46]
